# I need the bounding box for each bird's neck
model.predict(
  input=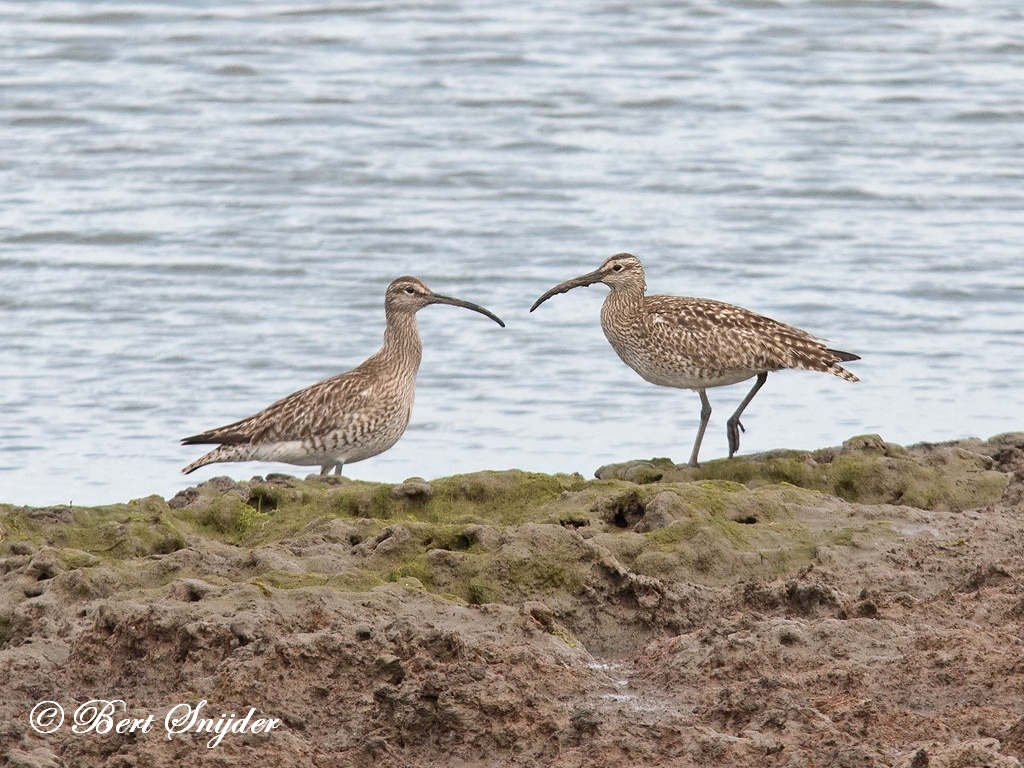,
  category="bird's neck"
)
[602,280,646,320]
[380,309,423,373]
